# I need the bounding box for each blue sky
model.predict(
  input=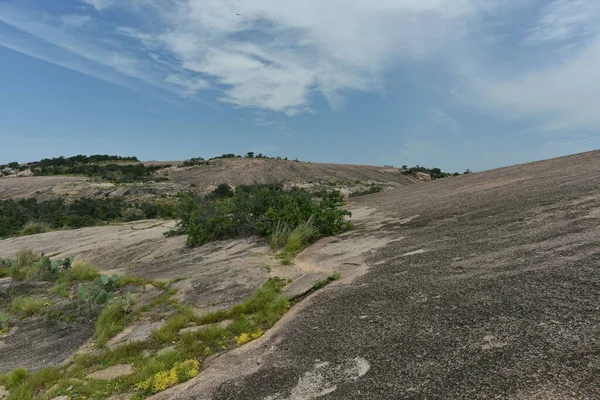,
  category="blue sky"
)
[1,0,599,172]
